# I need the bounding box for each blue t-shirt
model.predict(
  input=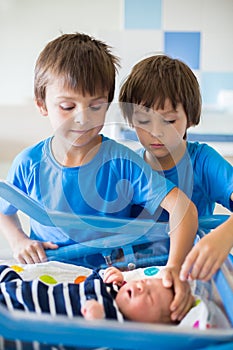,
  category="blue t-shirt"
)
[135,141,233,221]
[0,135,175,245]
